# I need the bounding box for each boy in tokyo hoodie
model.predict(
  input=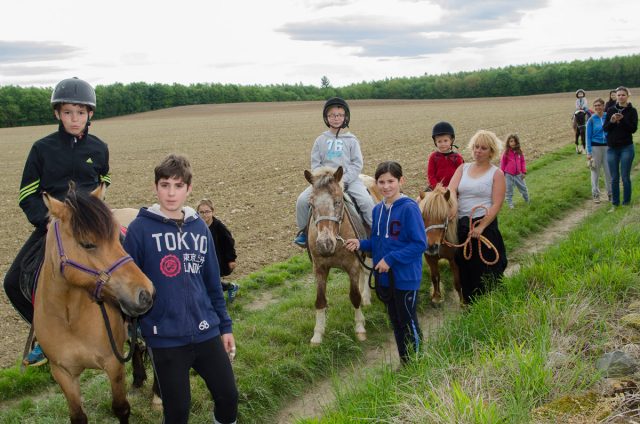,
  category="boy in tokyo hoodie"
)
[123,154,237,424]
